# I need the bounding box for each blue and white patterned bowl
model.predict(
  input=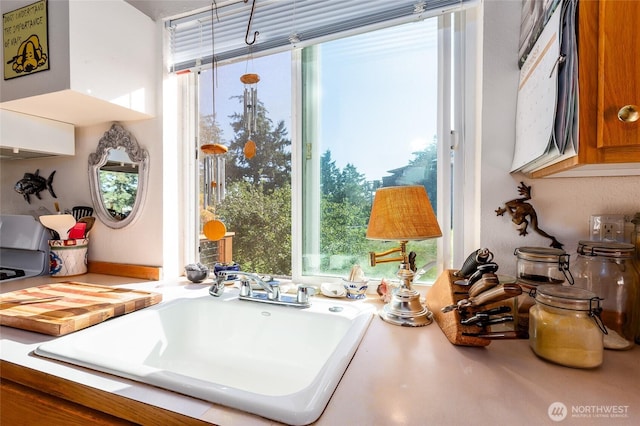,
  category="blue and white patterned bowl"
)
[214,262,240,280]
[342,279,369,300]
